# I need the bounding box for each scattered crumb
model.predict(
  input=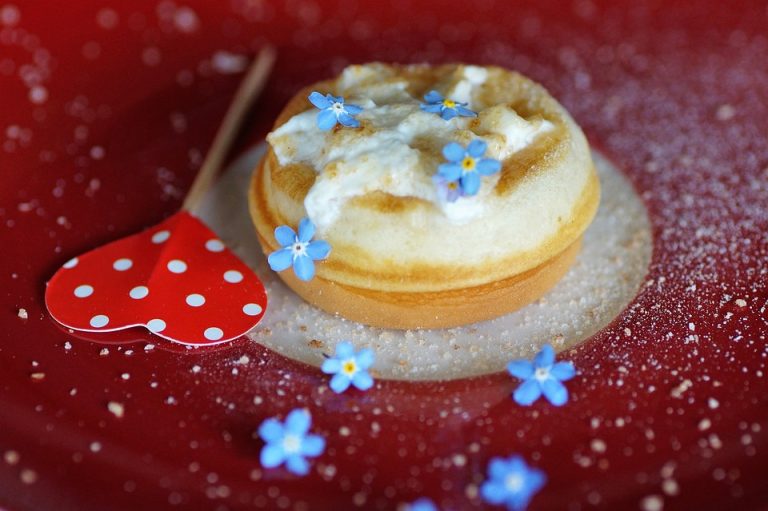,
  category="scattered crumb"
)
[89,442,102,453]
[641,495,664,511]
[308,339,324,349]
[29,372,45,381]
[734,298,747,307]
[17,308,28,319]
[64,341,72,350]
[4,450,20,465]
[107,401,125,419]
[99,348,109,356]
[20,468,37,484]
[144,344,155,352]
